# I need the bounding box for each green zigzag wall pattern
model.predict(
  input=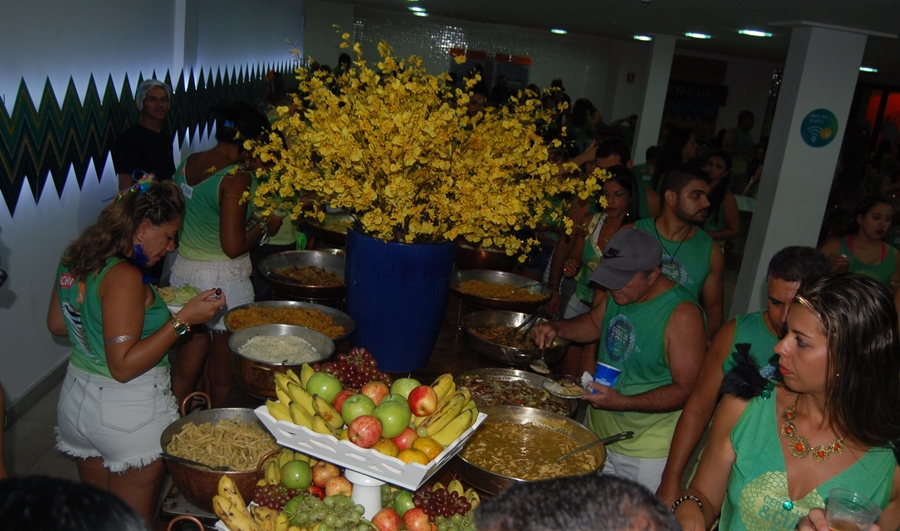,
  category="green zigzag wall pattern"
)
[0,62,292,215]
